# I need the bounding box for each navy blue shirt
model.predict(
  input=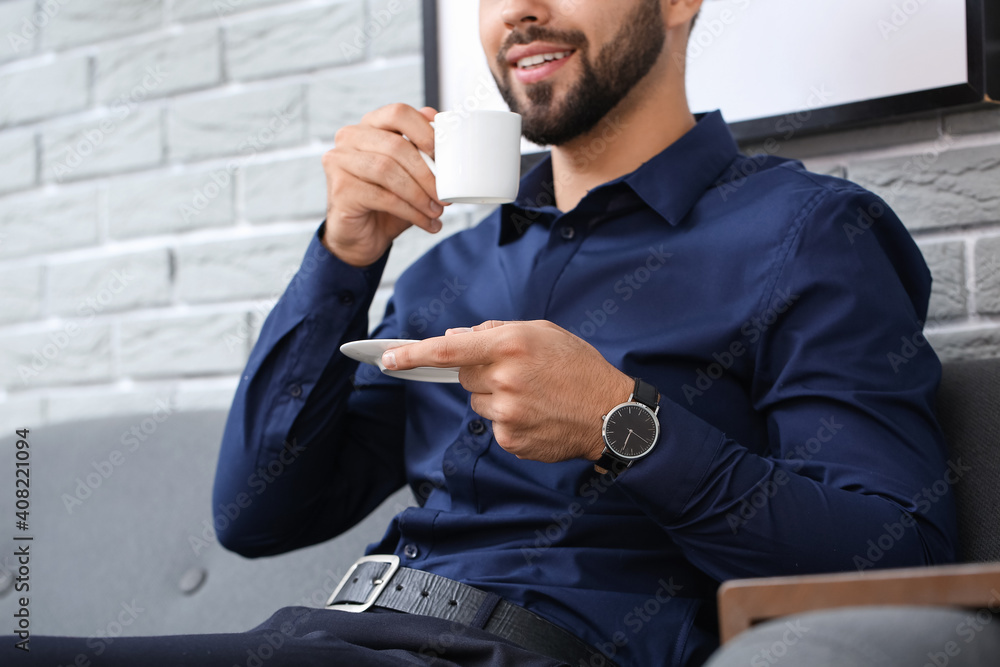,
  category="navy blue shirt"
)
[214,111,957,666]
